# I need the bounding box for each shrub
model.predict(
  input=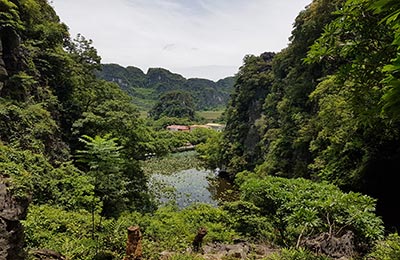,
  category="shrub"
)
[23,205,98,259]
[238,175,384,247]
[24,203,237,259]
[367,233,400,260]
[223,201,276,242]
